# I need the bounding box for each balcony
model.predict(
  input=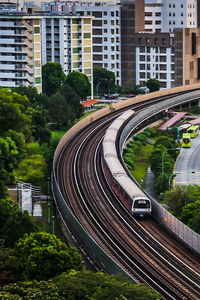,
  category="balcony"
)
[24,47,33,57]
